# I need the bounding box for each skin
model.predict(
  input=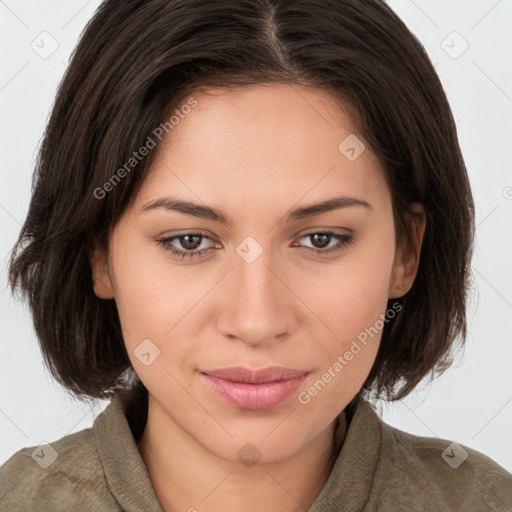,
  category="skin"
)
[90,83,426,512]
